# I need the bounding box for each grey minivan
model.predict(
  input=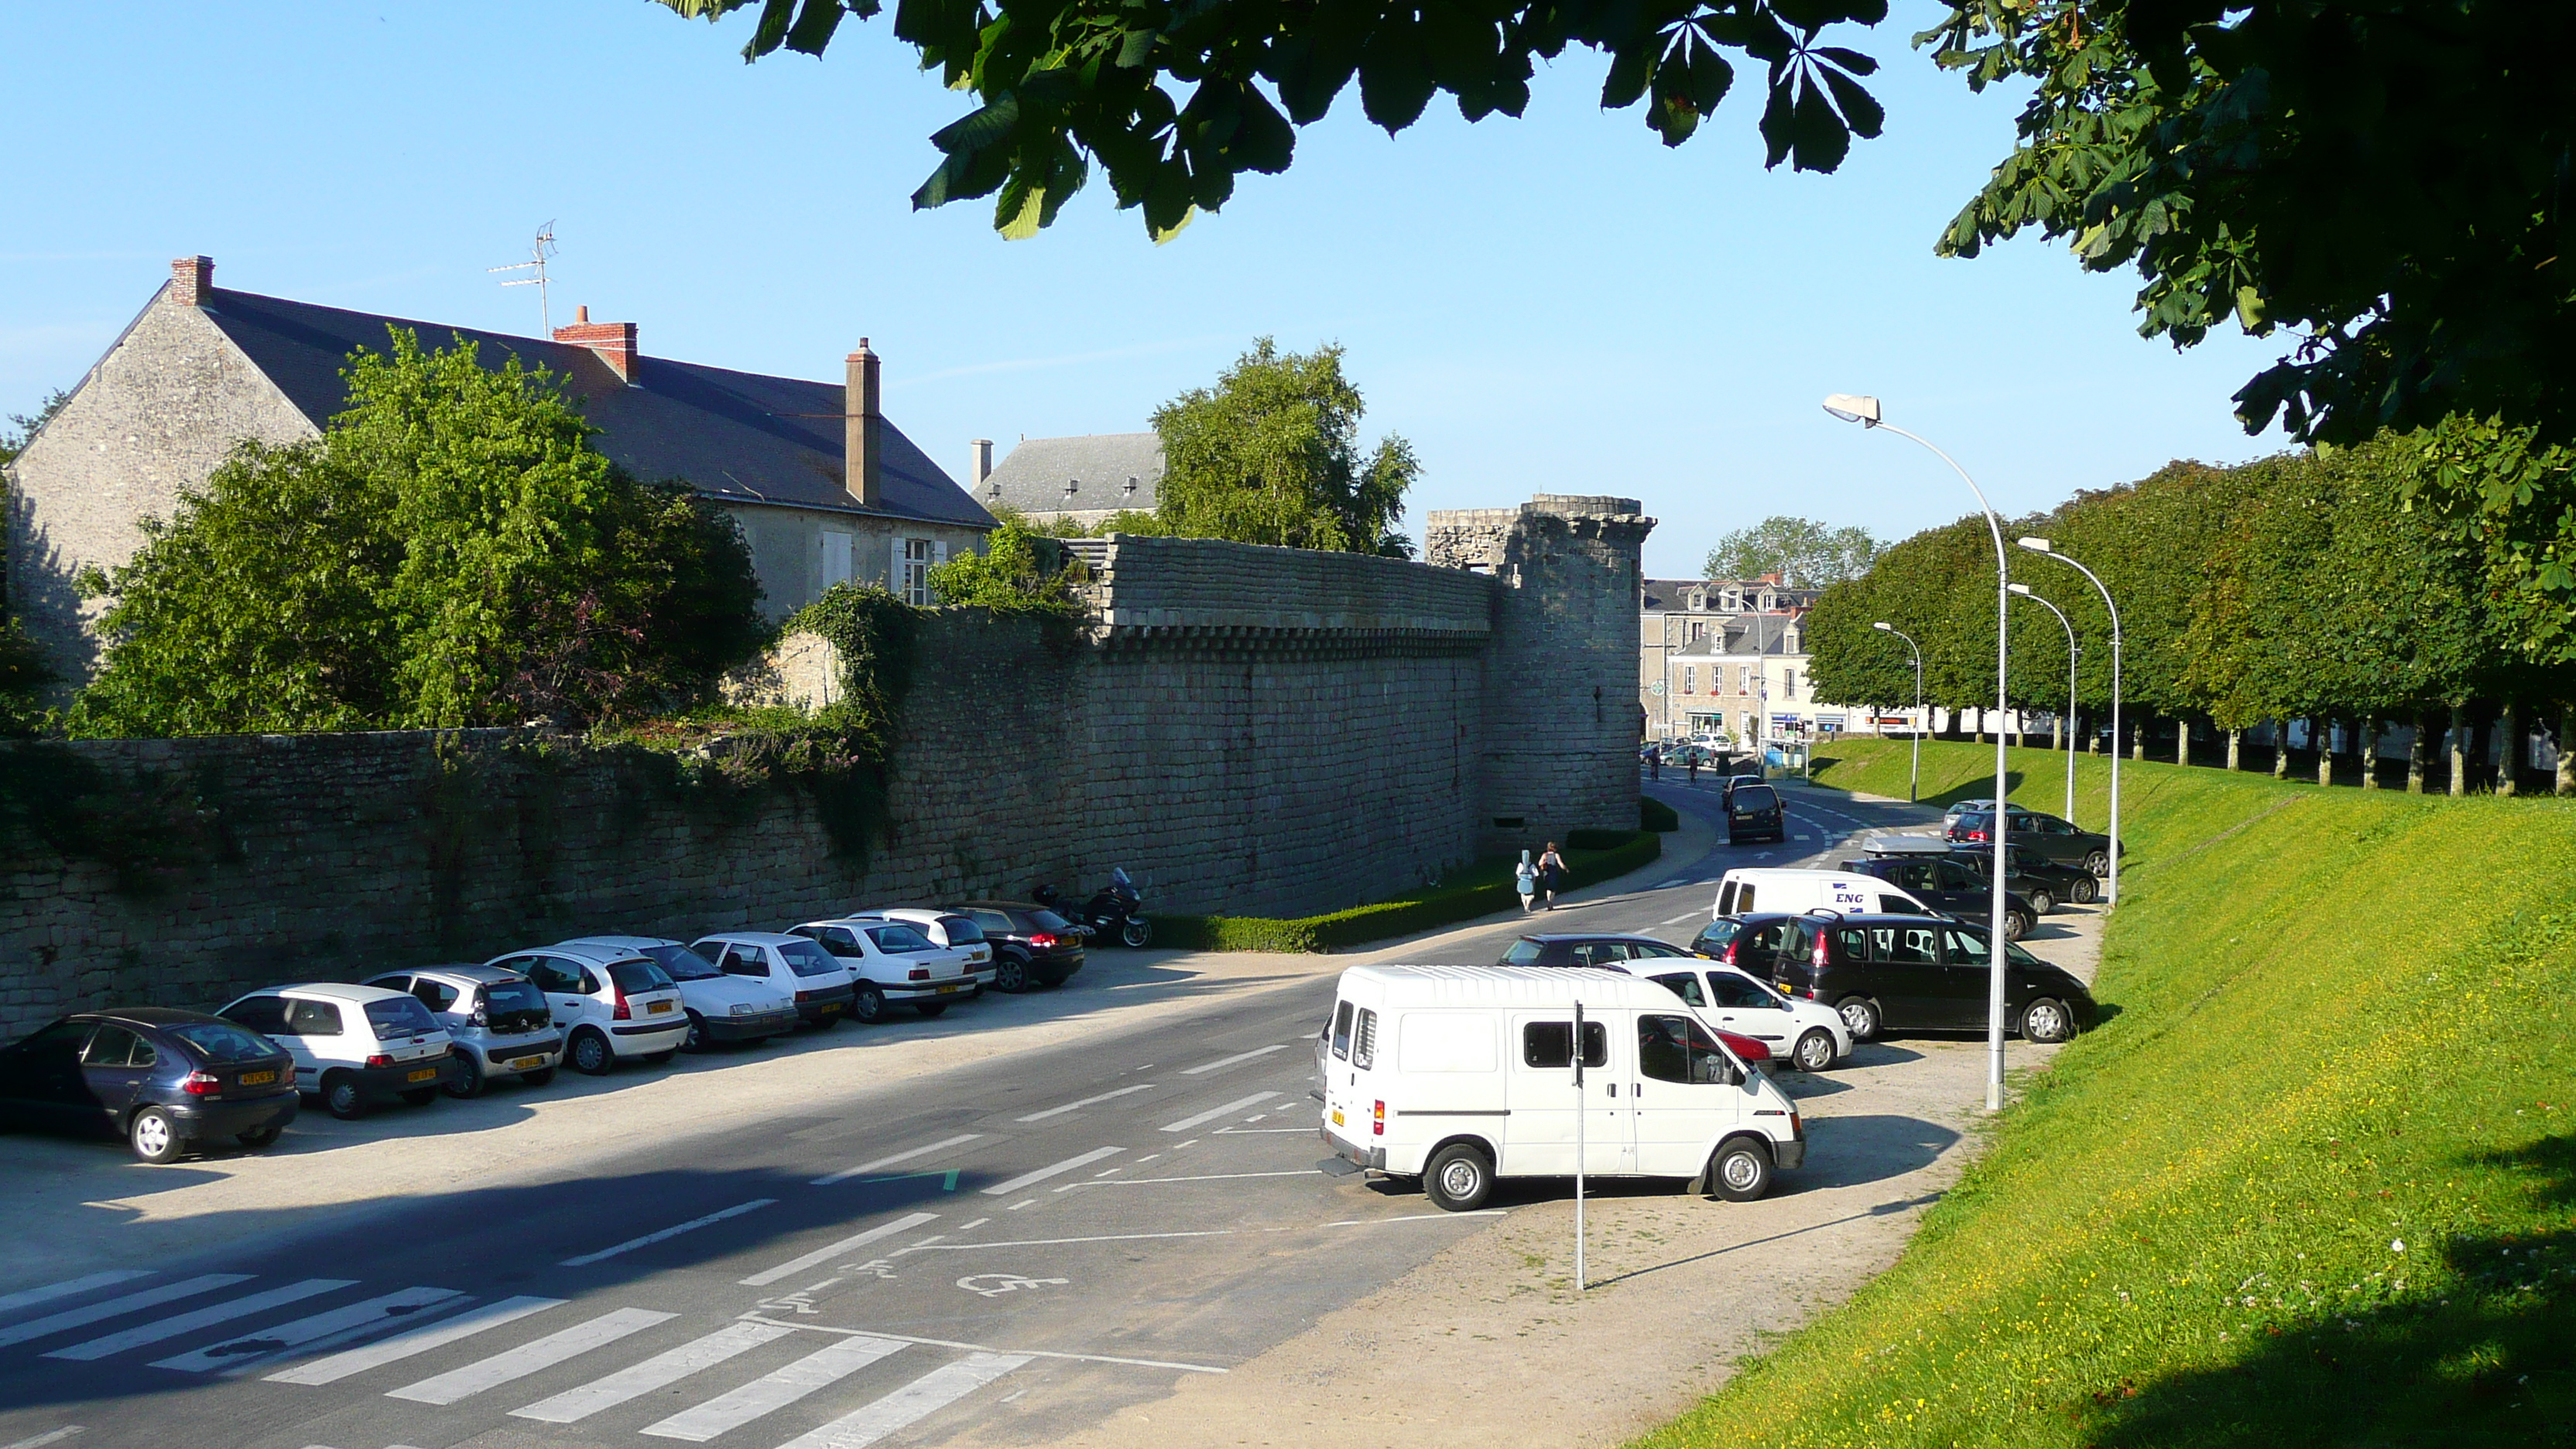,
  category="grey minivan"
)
[363,963,564,1098]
